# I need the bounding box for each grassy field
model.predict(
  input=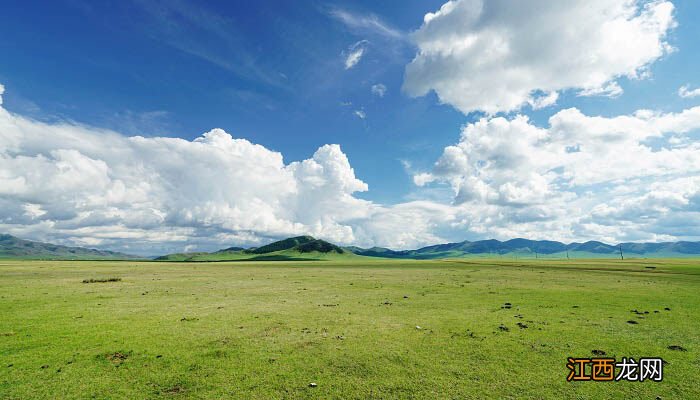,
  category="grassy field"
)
[1,258,699,399]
